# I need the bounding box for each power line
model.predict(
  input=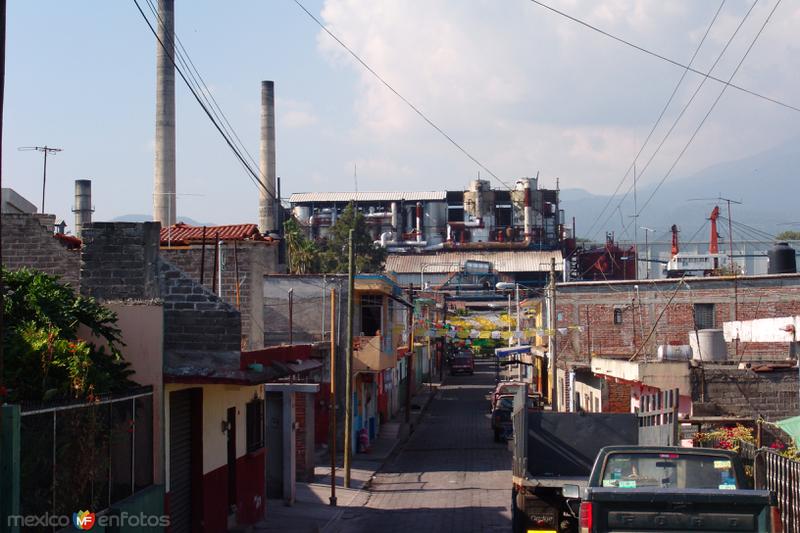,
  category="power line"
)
[633,0,783,224]
[292,0,514,191]
[142,0,264,180]
[527,0,800,113]
[595,0,758,240]
[583,0,727,239]
[131,0,276,202]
